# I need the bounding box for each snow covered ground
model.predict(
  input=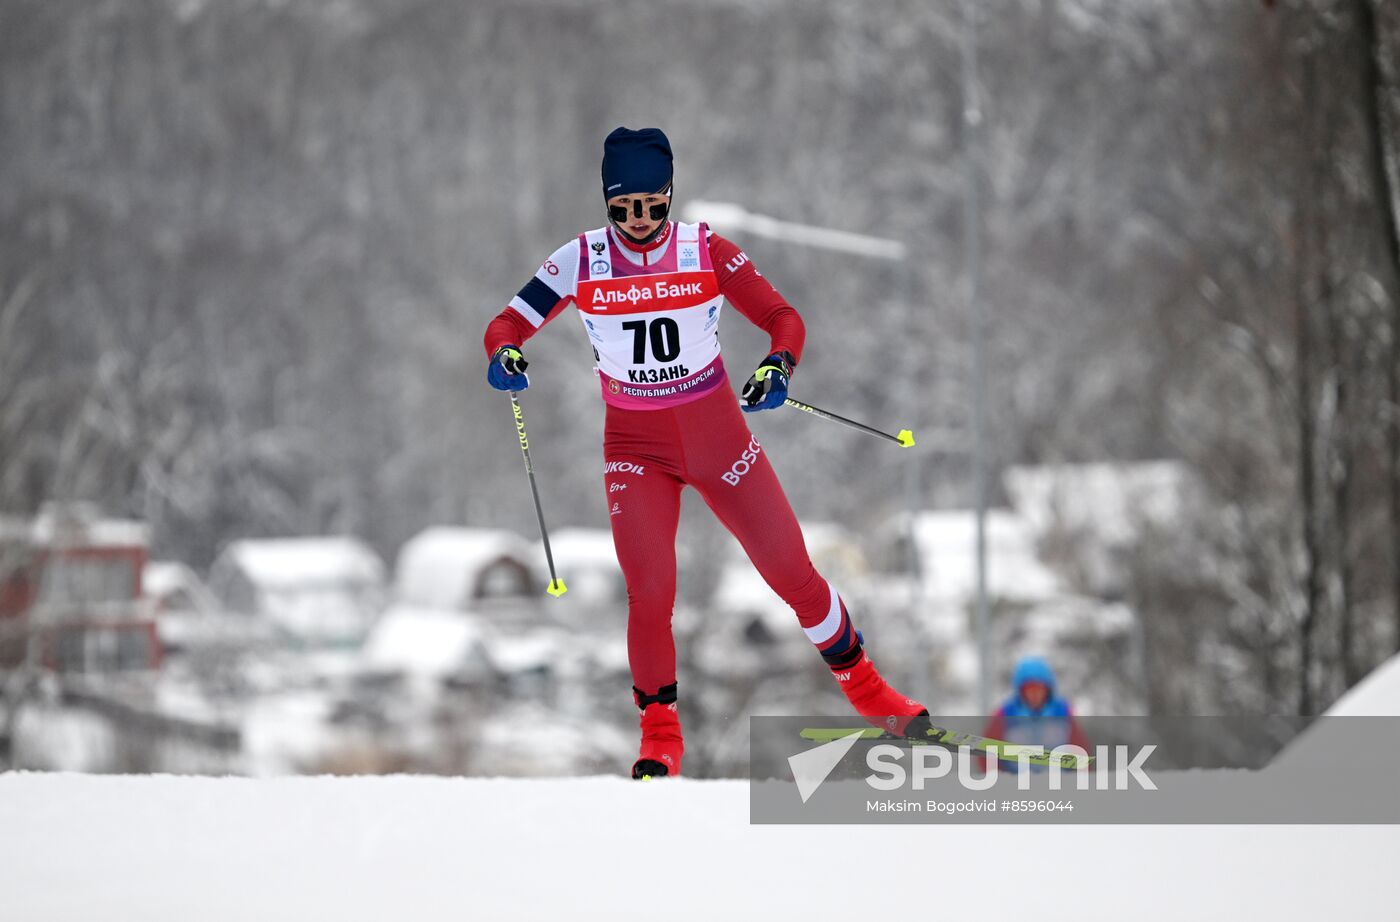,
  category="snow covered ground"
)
[1,771,1396,921]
